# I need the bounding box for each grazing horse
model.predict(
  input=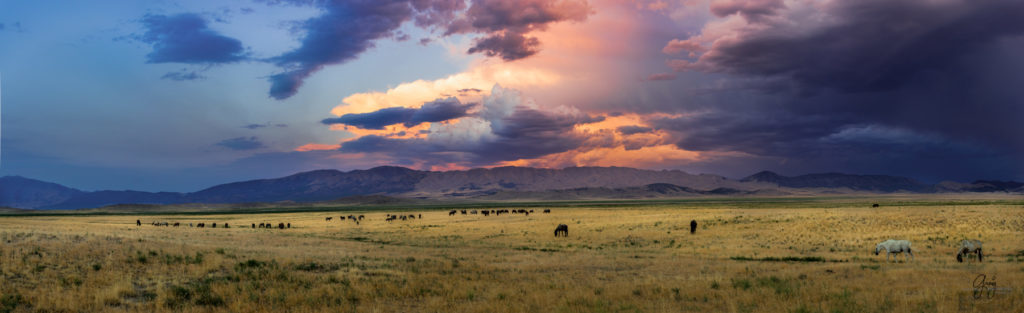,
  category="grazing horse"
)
[690,220,697,234]
[173,222,180,227]
[418,214,422,219]
[326,217,333,221]
[136,220,141,226]
[554,224,569,237]
[252,223,256,228]
[278,223,285,229]
[872,203,880,208]
[875,239,914,262]
[224,223,229,228]
[358,215,364,221]
[449,210,457,216]
[212,223,217,228]
[543,209,551,213]
[957,239,983,263]
[287,223,291,228]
